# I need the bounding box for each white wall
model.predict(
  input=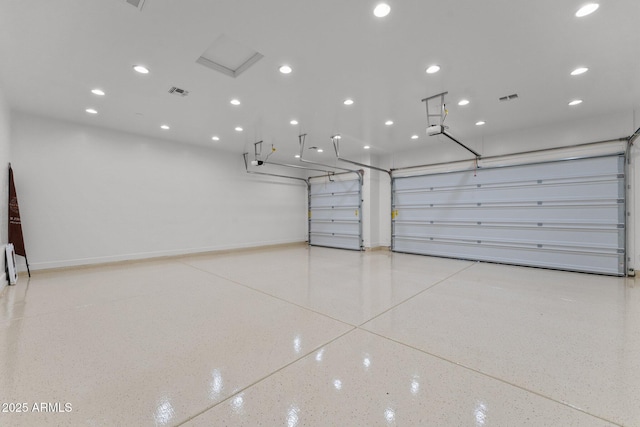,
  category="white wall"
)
[10,112,307,270]
[0,86,10,288]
